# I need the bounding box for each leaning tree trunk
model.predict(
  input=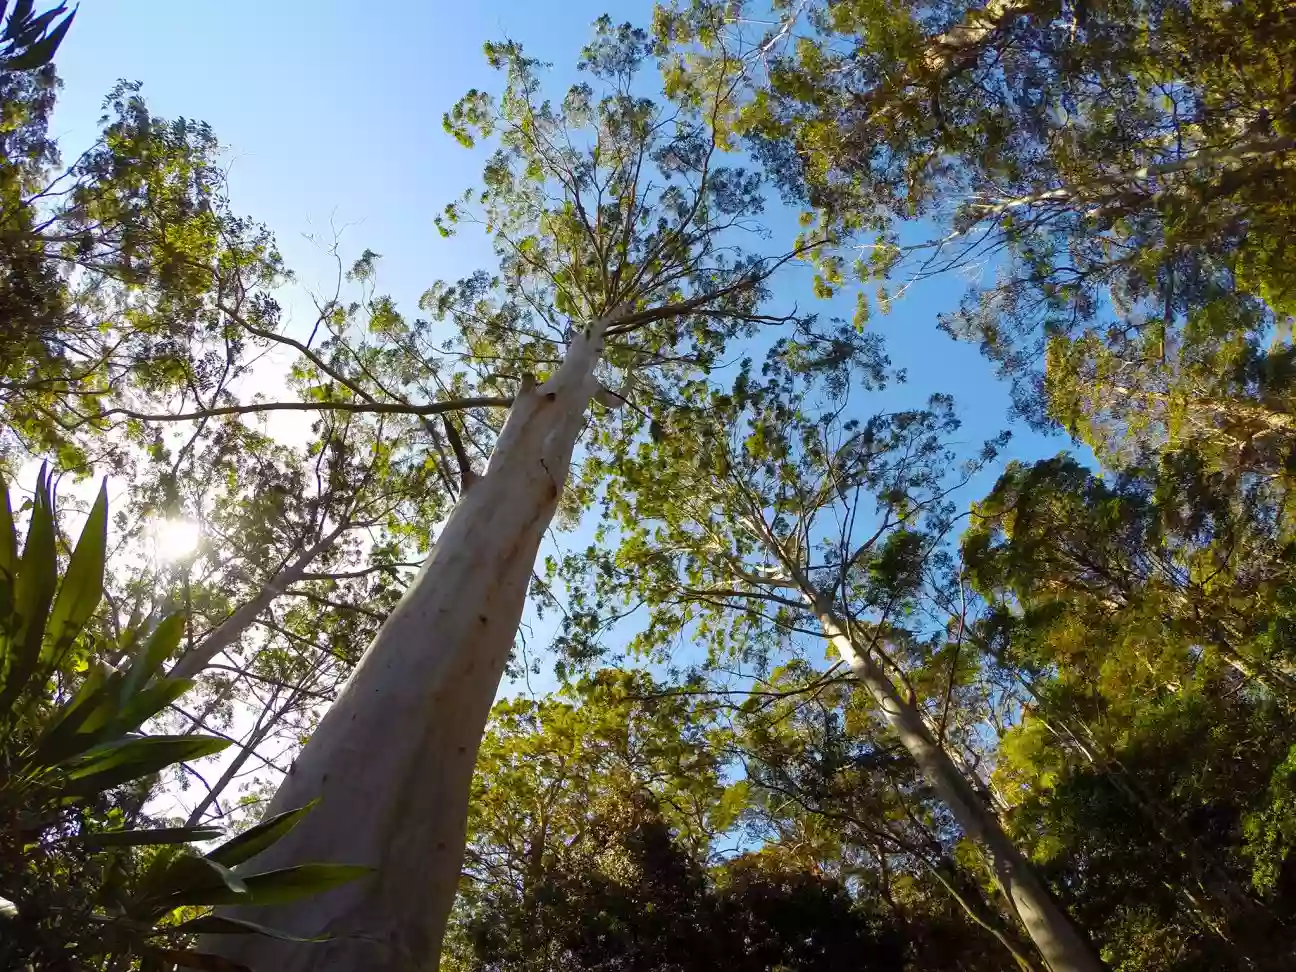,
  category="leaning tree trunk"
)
[208,320,610,971]
[806,593,1104,972]
[919,851,1042,972]
[168,526,345,681]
